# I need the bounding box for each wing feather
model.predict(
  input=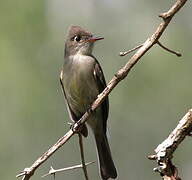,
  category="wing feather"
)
[93,61,109,133]
[59,69,88,137]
